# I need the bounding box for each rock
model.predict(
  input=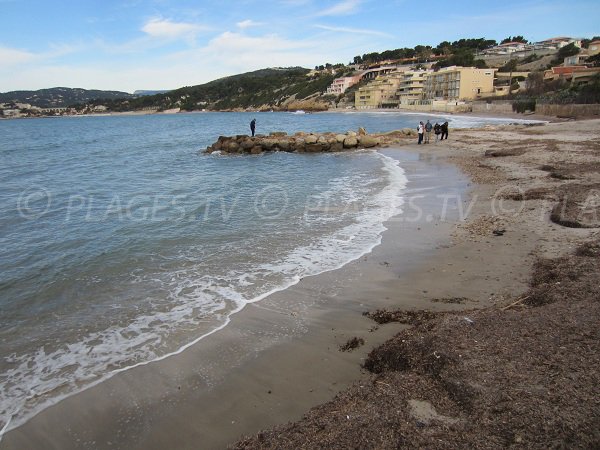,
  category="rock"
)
[317,135,328,144]
[347,131,357,137]
[278,140,291,151]
[270,131,287,137]
[250,146,263,154]
[227,141,240,152]
[261,139,276,150]
[306,143,327,152]
[358,135,379,148]
[358,127,367,135]
[335,134,346,143]
[343,136,358,148]
[305,134,318,144]
[240,139,255,150]
[330,142,344,152]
